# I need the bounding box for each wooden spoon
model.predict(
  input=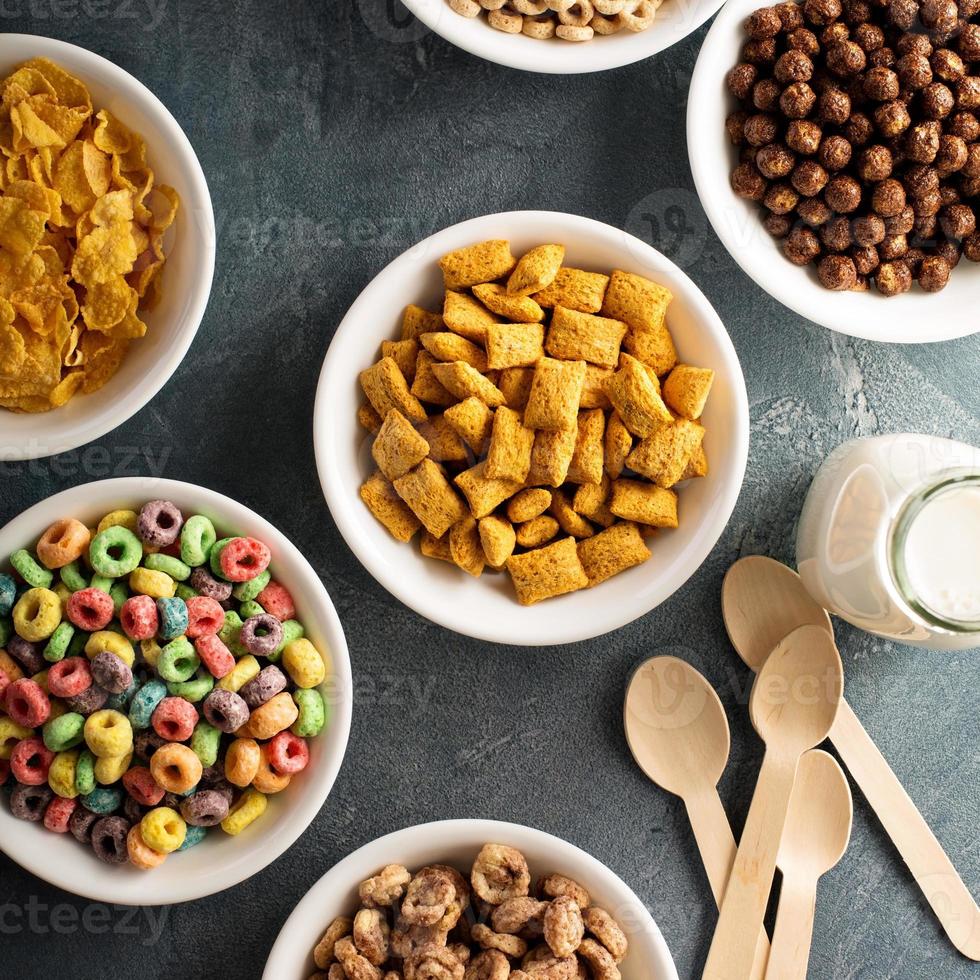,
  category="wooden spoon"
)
[624,656,770,980]
[723,556,980,962]
[702,625,843,980]
[768,749,853,980]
